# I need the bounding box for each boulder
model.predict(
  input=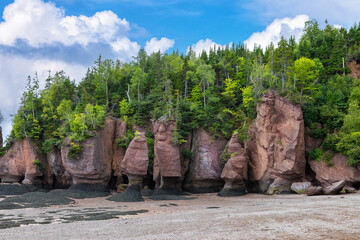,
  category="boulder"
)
[61,118,116,190]
[344,185,357,193]
[267,178,293,194]
[308,153,360,187]
[218,133,248,197]
[0,138,51,187]
[247,90,306,193]
[291,182,312,194]
[306,186,323,196]
[184,128,227,193]
[323,180,346,195]
[153,120,190,190]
